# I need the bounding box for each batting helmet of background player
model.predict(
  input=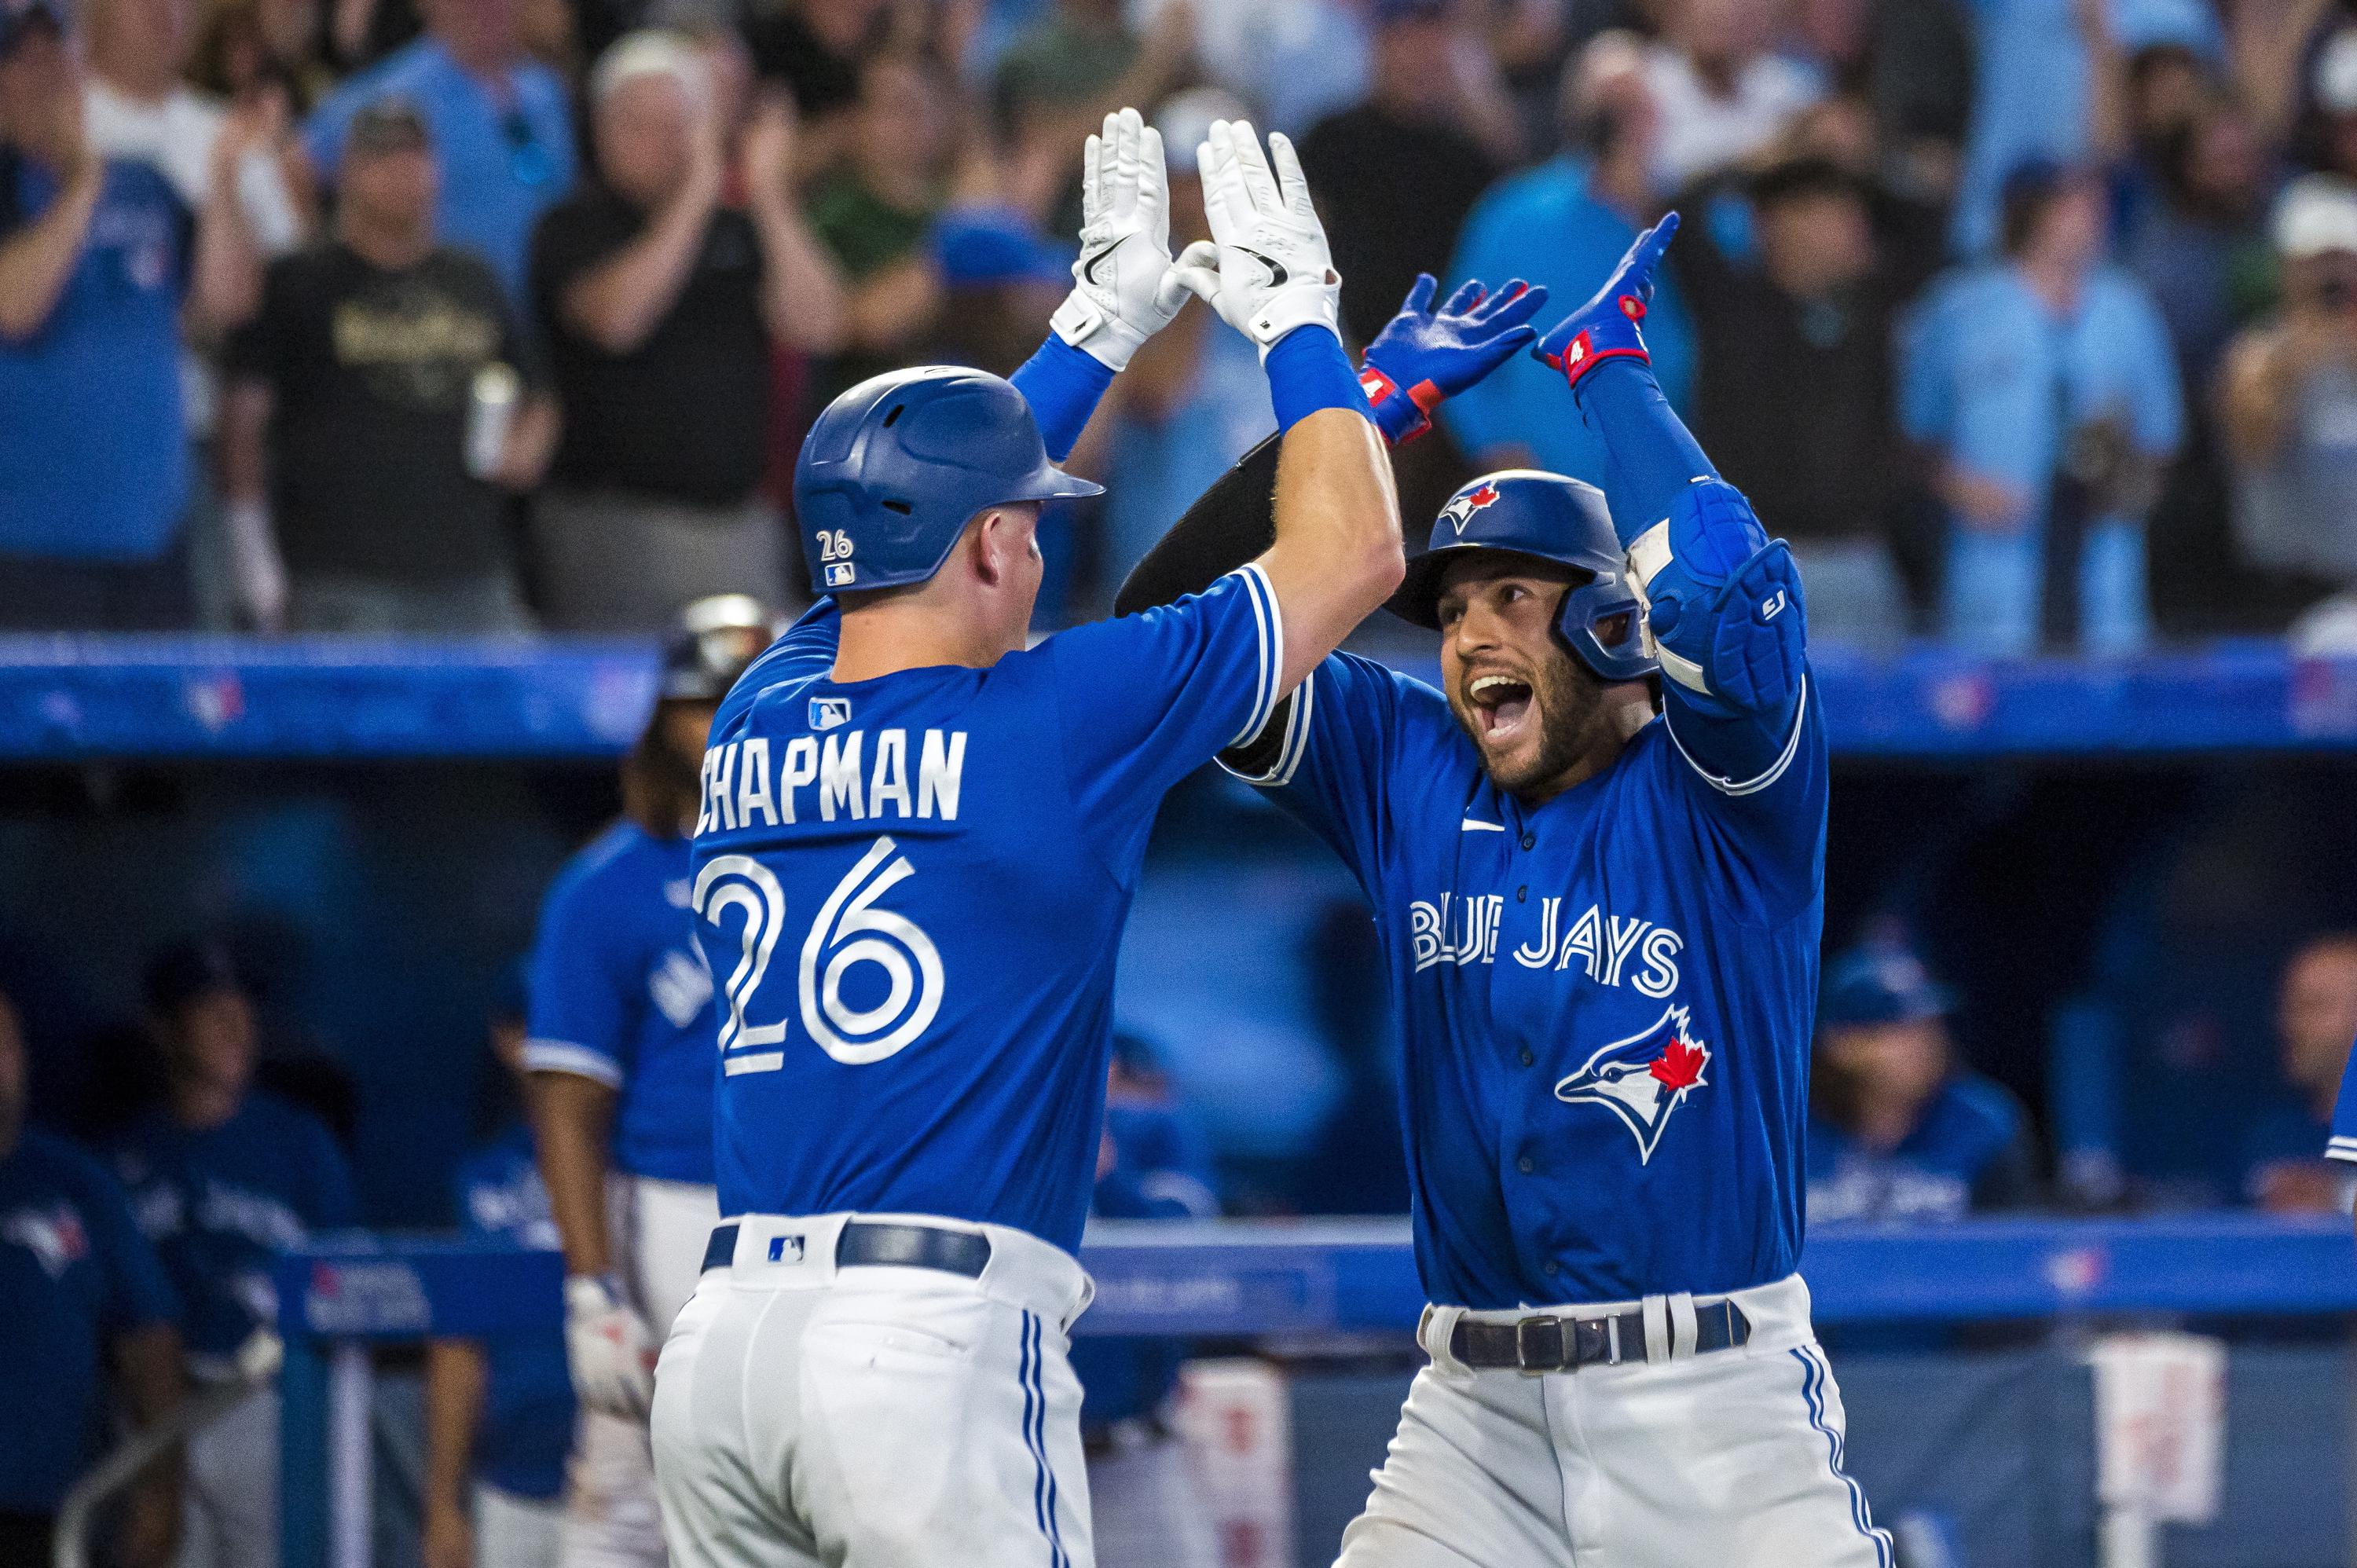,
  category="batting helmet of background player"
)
[793,366,1105,598]
[1386,471,1657,683]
